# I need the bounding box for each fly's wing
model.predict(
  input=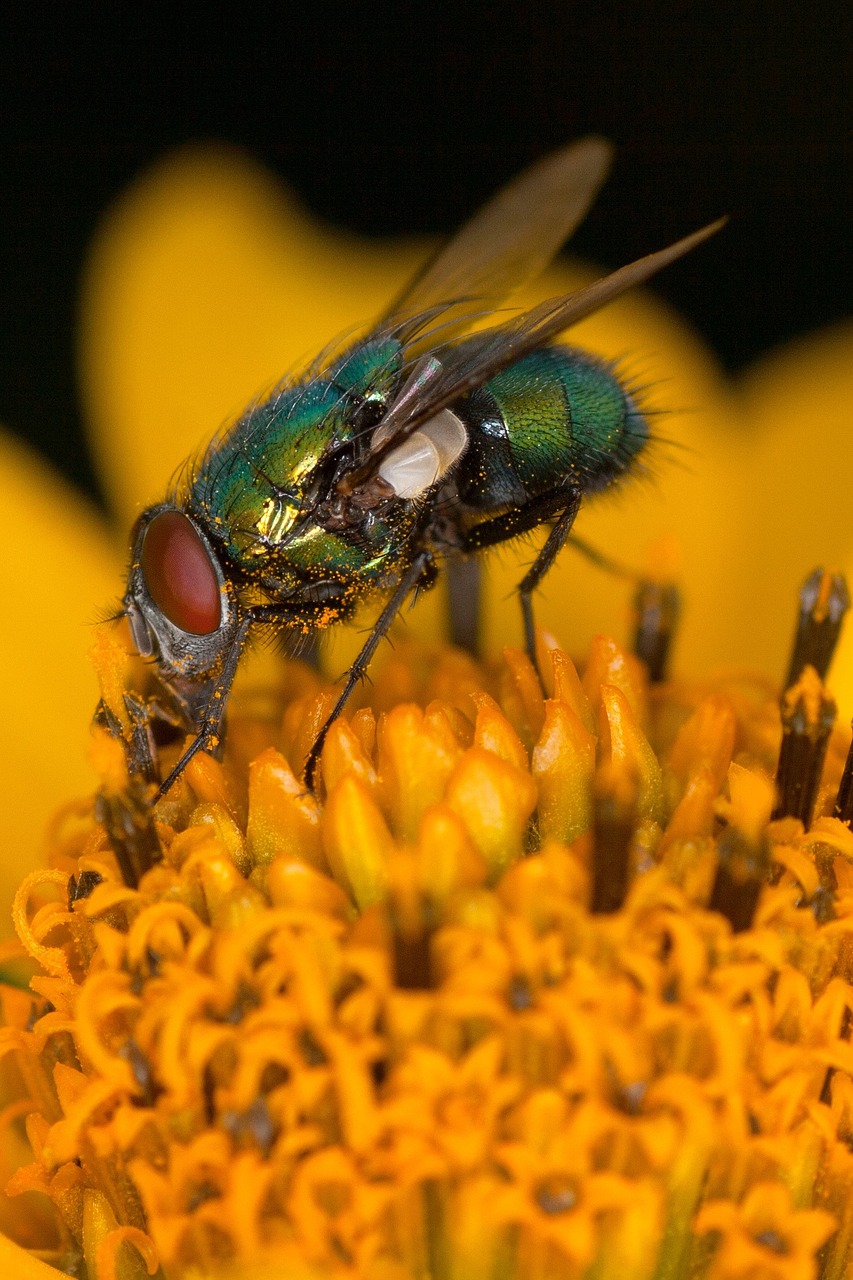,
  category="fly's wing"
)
[339,217,727,490]
[378,136,613,349]
[404,218,728,419]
